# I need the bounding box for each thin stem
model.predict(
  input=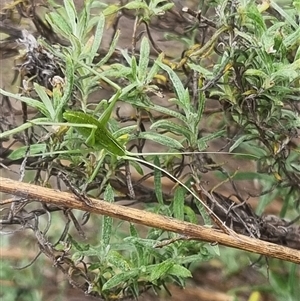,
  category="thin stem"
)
[124,155,237,237]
